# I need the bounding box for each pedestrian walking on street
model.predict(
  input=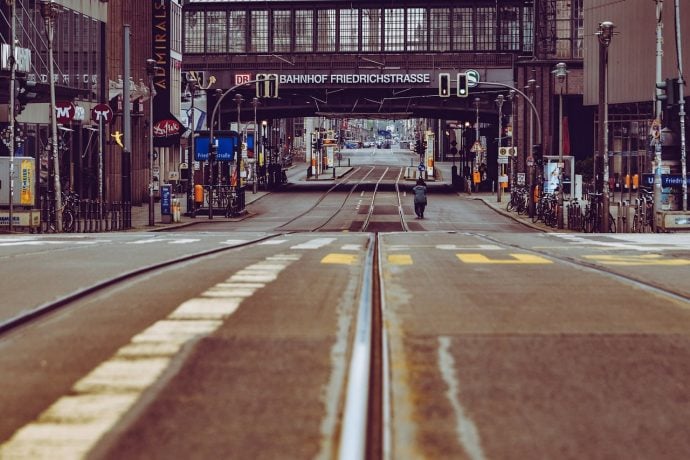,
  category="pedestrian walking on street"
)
[413,178,427,219]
